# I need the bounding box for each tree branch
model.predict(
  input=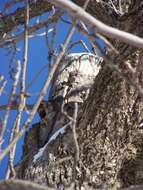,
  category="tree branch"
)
[0,60,21,147]
[49,0,143,49]
[0,12,62,47]
[0,76,7,96]
[0,20,76,163]
[0,179,55,190]
[0,0,52,40]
